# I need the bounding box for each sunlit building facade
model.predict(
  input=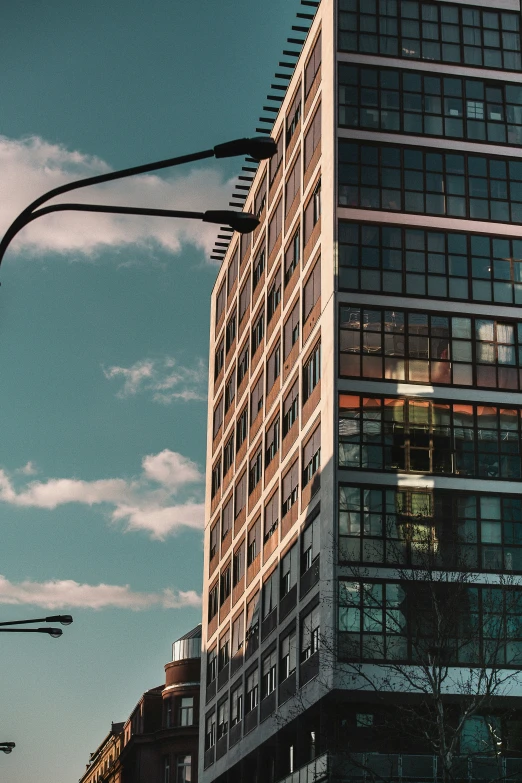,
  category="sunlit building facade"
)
[200,0,522,781]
